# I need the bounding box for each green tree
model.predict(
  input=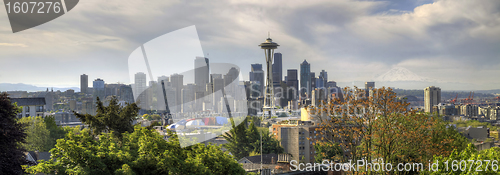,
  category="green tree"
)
[224,116,284,160]
[0,92,32,174]
[255,129,284,155]
[18,116,51,152]
[145,121,162,130]
[314,142,342,163]
[74,96,140,139]
[430,118,469,157]
[44,115,68,149]
[18,116,70,152]
[427,144,500,174]
[223,118,251,160]
[25,126,245,175]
